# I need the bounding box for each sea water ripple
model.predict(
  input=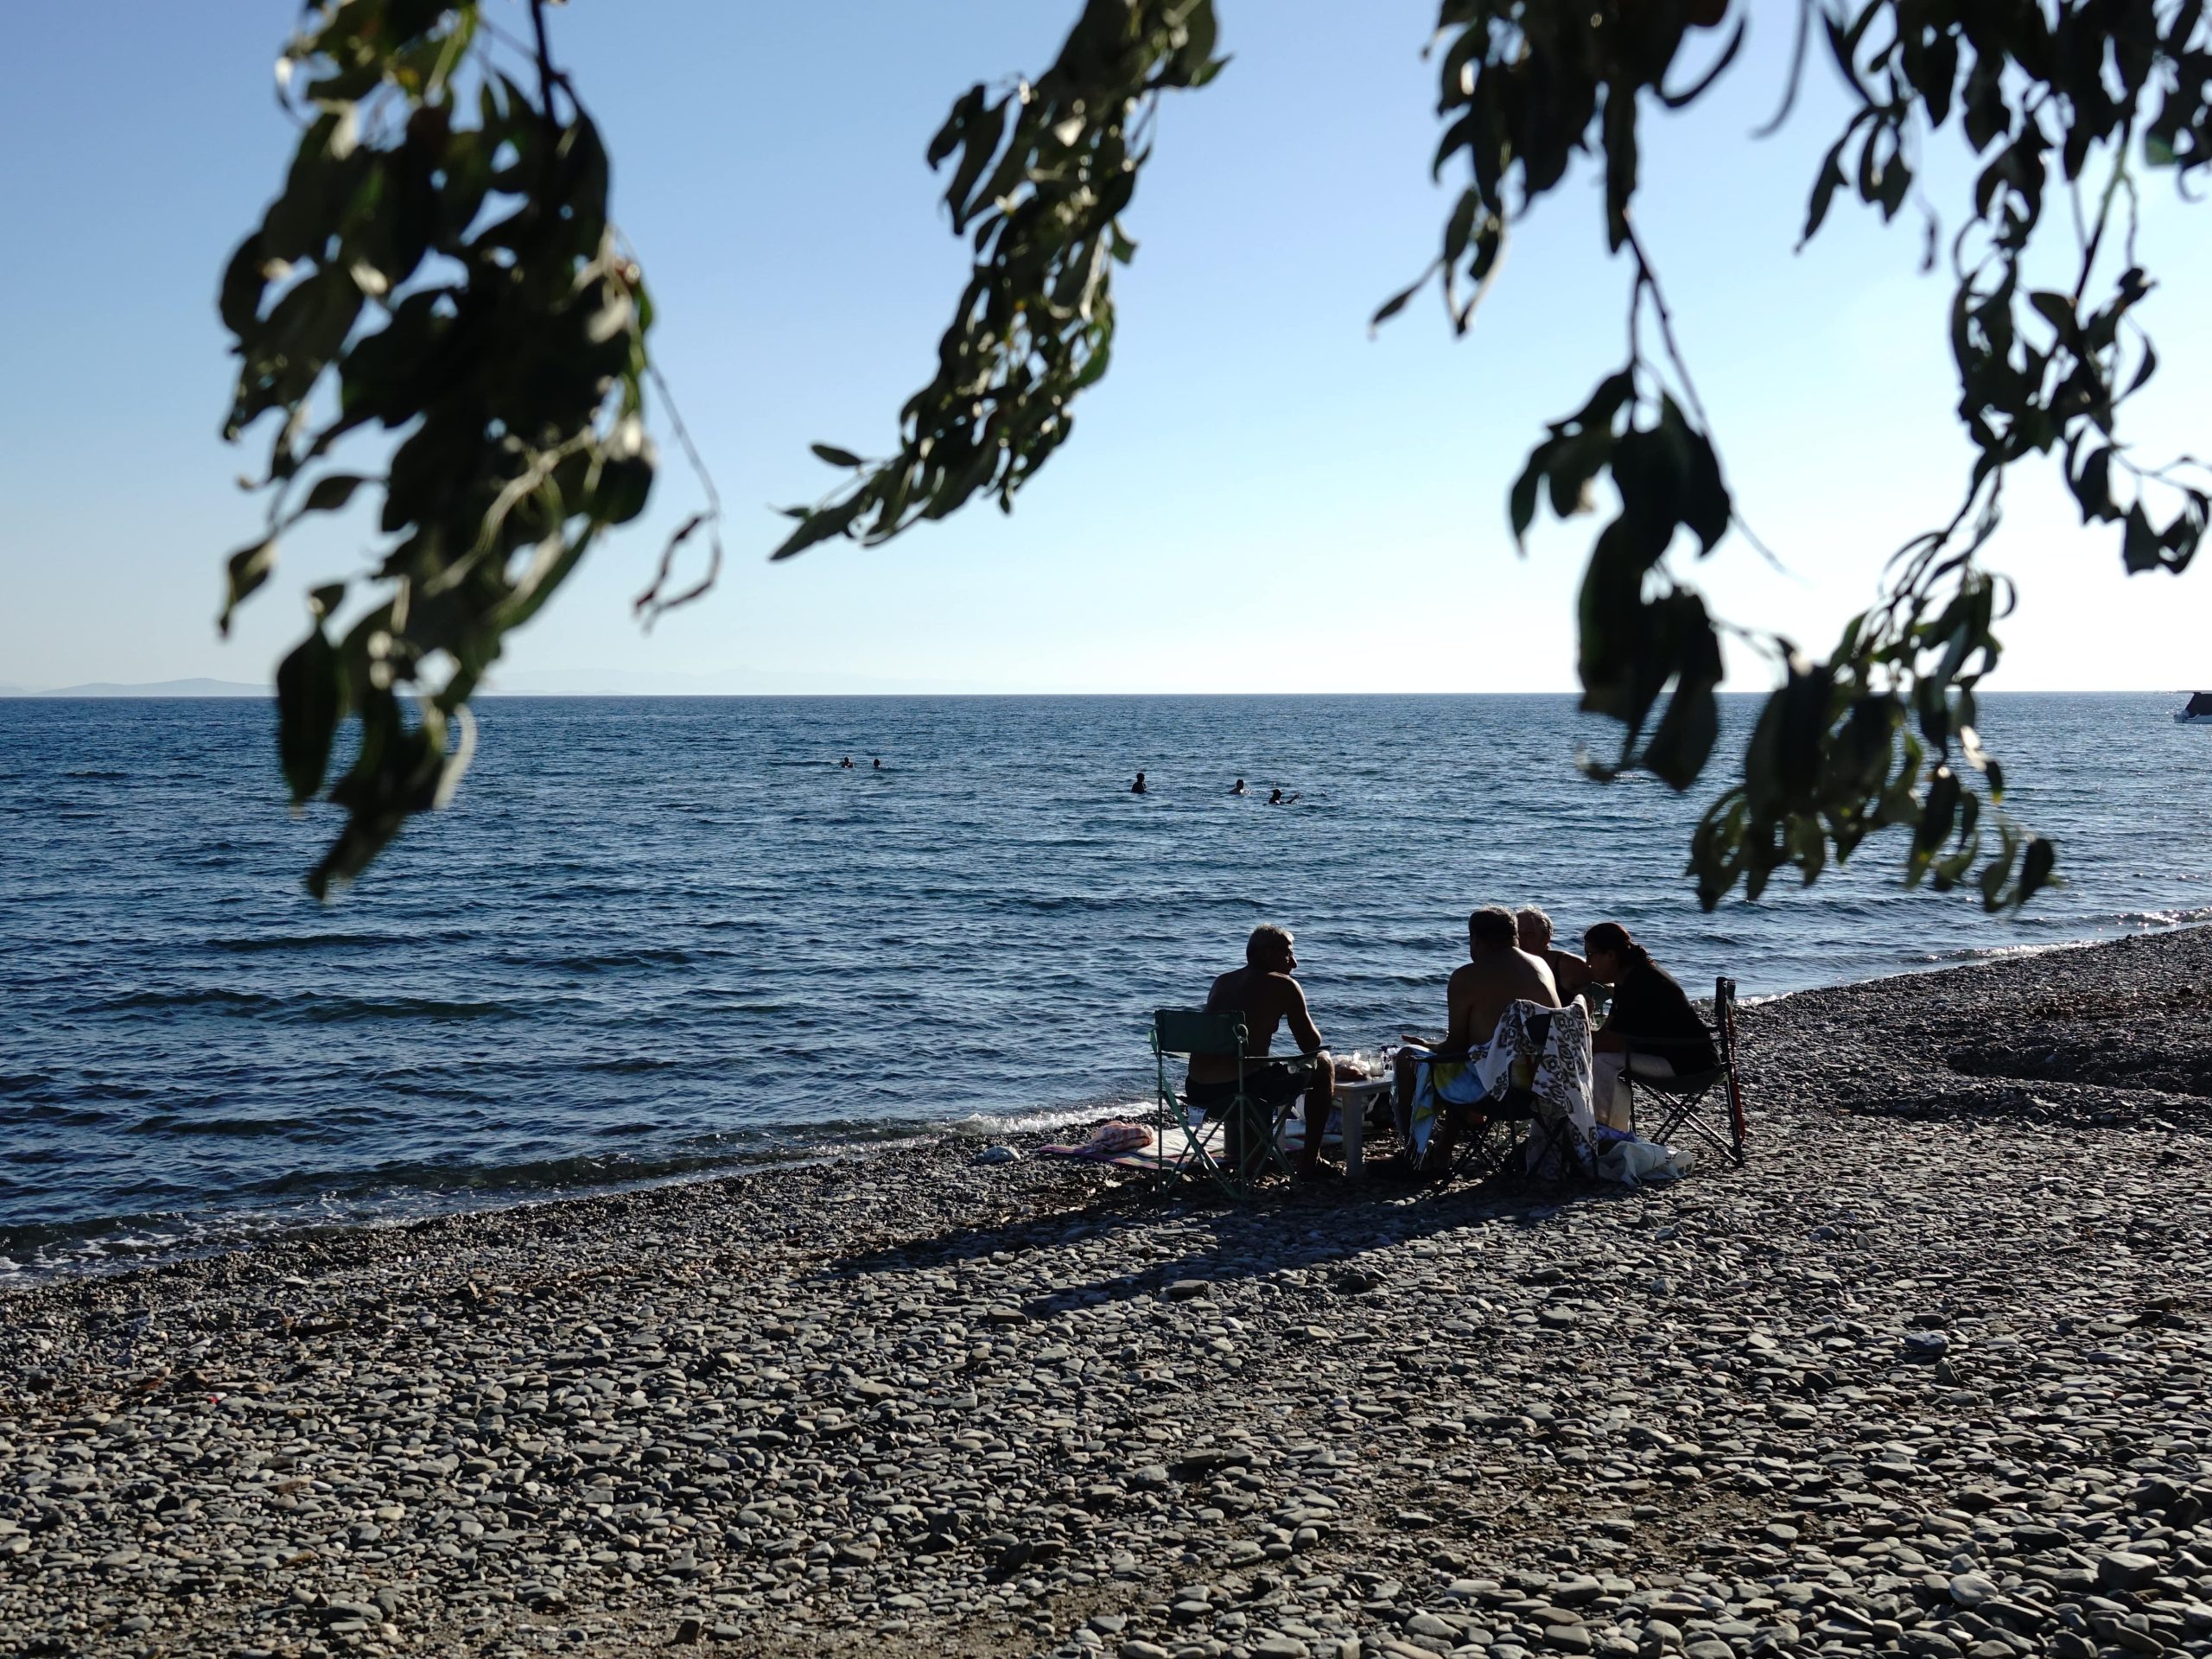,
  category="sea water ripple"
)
[0,692,2206,1277]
